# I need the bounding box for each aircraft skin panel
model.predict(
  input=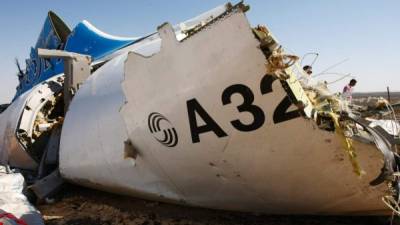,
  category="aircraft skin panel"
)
[0,91,37,170]
[13,3,230,99]
[14,12,138,100]
[59,54,184,201]
[14,11,70,99]
[64,21,138,61]
[59,10,388,214]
